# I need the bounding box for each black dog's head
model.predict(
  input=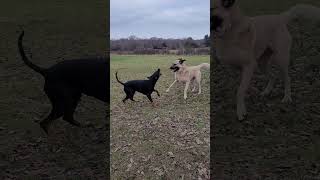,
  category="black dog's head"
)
[211,0,236,37]
[170,58,186,72]
[147,68,161,81]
